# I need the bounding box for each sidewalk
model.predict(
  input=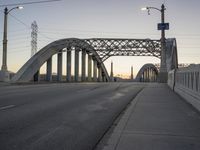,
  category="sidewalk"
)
[101,83,200,150]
